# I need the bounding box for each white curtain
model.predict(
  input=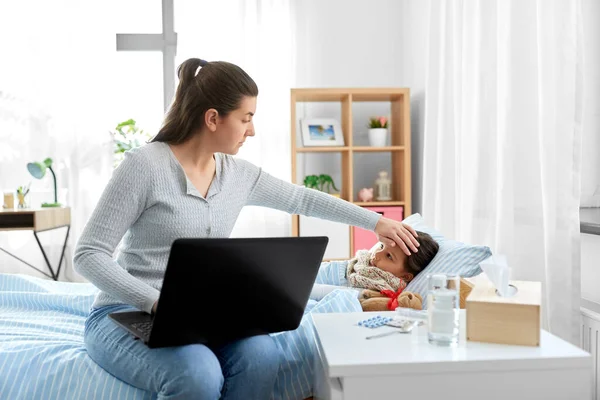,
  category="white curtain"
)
[176,0,294,238]
[423,0,584,344]
[0,1,116,282]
